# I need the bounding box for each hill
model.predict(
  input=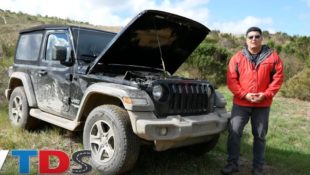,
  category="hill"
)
[0,9,309,175]
[0,9,120,56]
[0,9,120,106]
[0,8,310,103]
[178,31,310,100]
